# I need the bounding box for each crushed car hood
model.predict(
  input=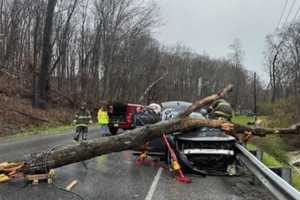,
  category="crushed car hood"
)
[176,127,235,142]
